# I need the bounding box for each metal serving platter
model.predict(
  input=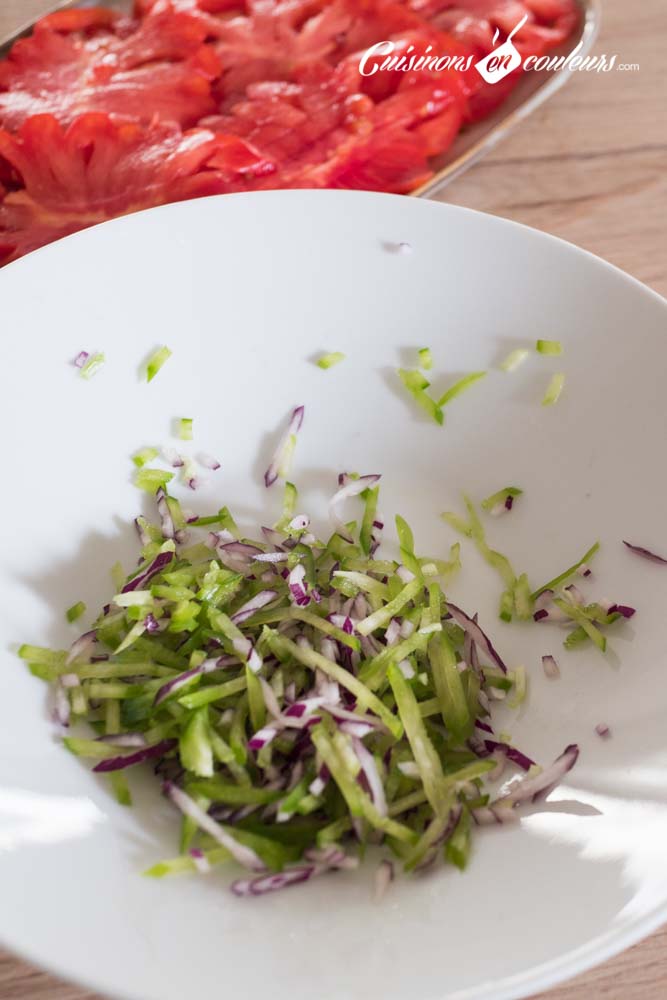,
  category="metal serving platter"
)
[0,0,601,199]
